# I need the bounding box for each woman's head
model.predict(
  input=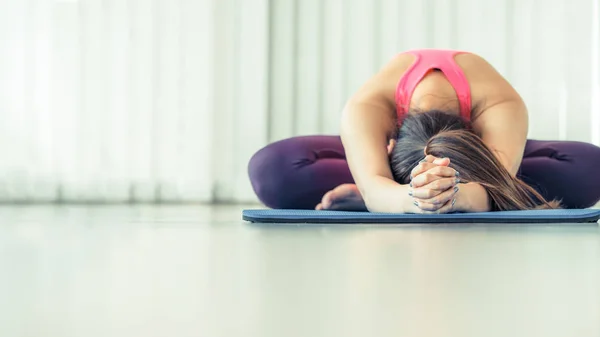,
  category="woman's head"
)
[390,110,559,211]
